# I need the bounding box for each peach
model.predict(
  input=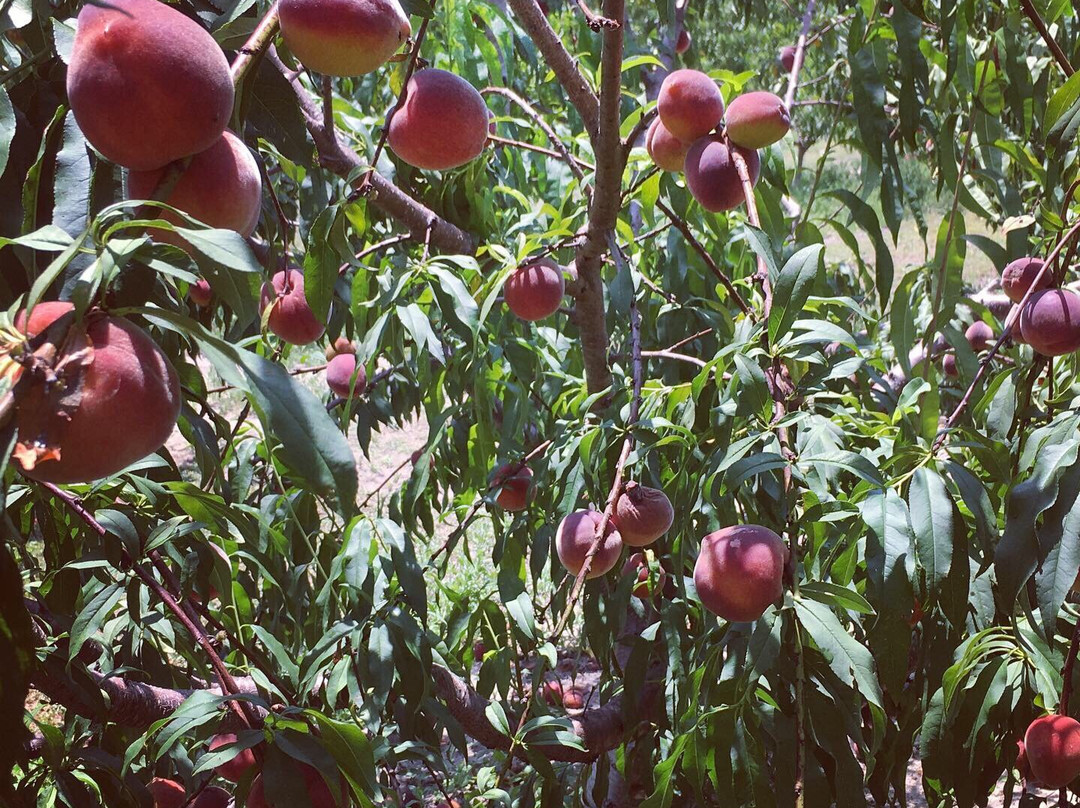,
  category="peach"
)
[1017,740,1034,781]
[326,352,366,399]
[66,0,232,170]
[684,136,760,212]
[1024,715,1080,788]
[13,302,181,484]
[1018,288,1080,356]
[562,687,585,710]
[248,763,346,808]
[208,733,256,782]
[675,29,691,54]
[493,464,532,511]
[645,118,690,173]
[148,778,185,808]
[942,353,958,378]
[622,552,667,599]
[724,91,791,149]
[657,69,725,143]
[192,787,231,808]
[540,678,563,705]
[613,482,673,547]
[556,510,623,579]
[965,321,993,351]
[504,258,565,321]
[1002,256,1051,304]
[260,269,326,345]
[325,337,354,360]
[278,0,411,76]
[126,131,262,247]
[189,279,212,308]
[779,45,796,72]
[388,69,489,170]
[693,524,786,622]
